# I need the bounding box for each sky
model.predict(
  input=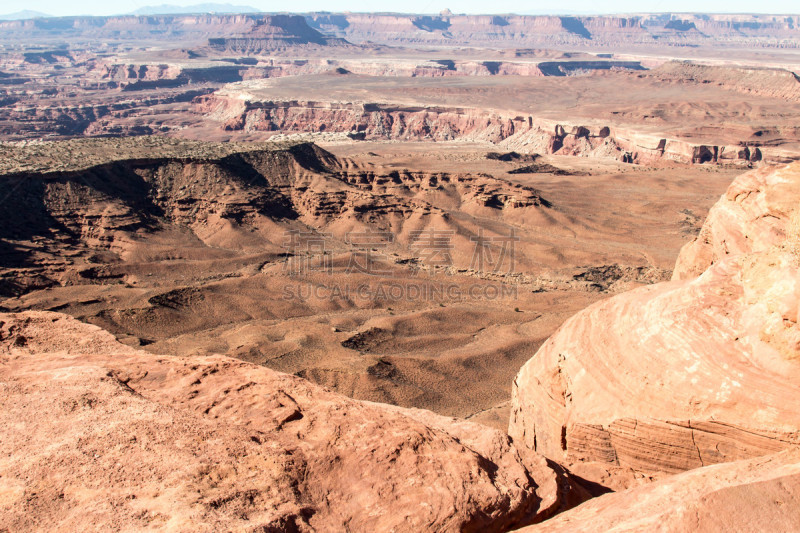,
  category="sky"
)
[1,0,799,17]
